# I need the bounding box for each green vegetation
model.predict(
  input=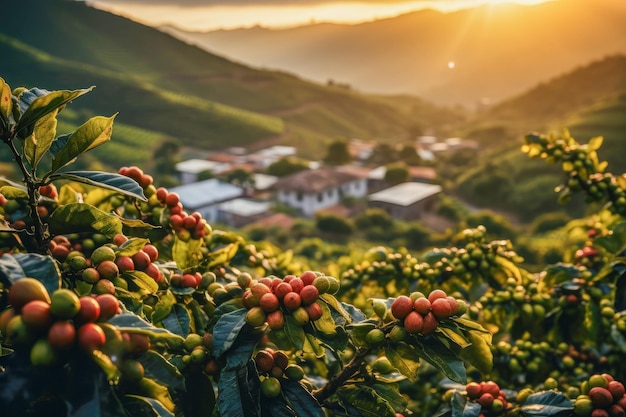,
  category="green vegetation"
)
[4,73,626,417]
